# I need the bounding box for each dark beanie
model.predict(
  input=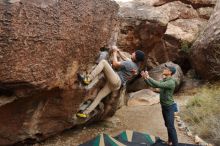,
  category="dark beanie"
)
[135,50,145,62]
